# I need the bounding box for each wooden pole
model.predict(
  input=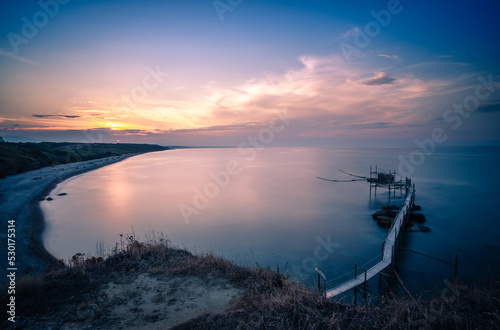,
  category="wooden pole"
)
[363,268,367,306]
[323,277,326,300]
[392,245,396,269]
[388,266,392,295]
[315,268,327,300]
[379,241,385,288]
[369,166,372,197]
[353,264,358,305]
[317,270,321,295]
[393,269,415,301]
